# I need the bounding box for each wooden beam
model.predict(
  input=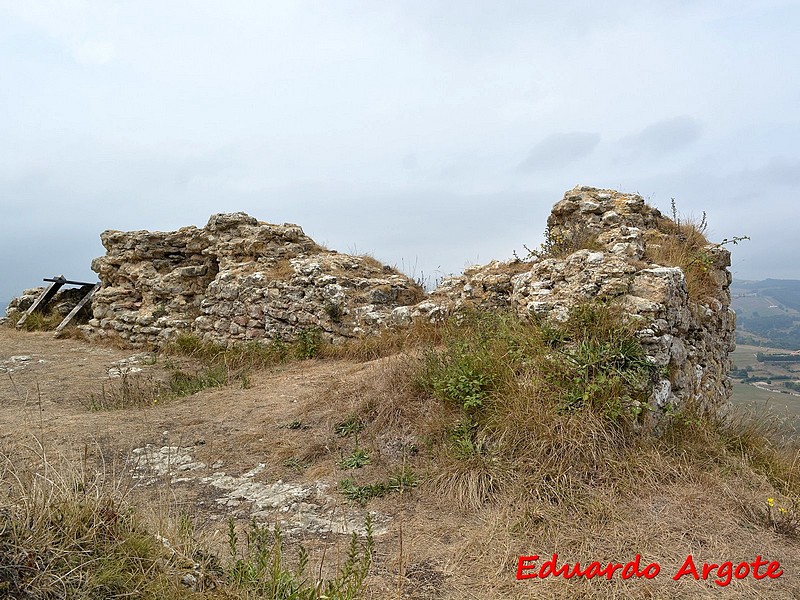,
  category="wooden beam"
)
[15,277,66,329]
[54,283,100,338]
[44,277,97,286]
